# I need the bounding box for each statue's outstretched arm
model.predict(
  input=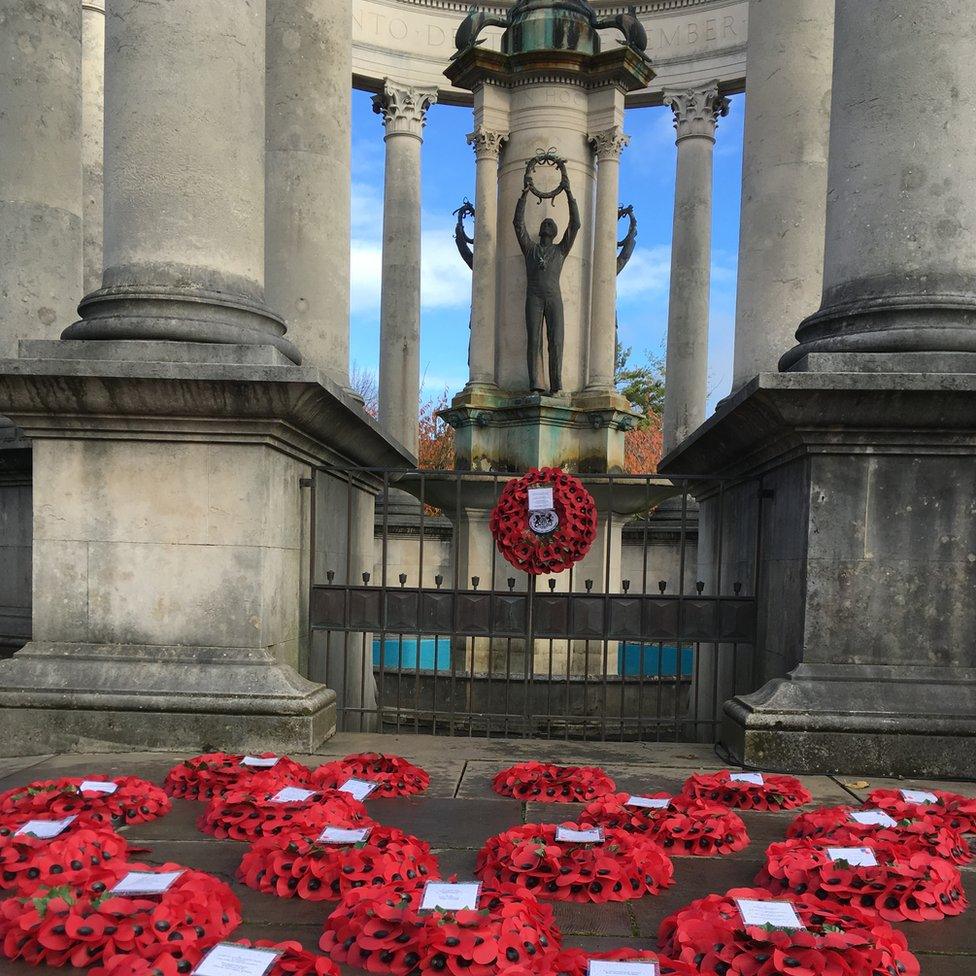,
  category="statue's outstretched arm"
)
[514,187,532,255]
[560,185,581,255]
